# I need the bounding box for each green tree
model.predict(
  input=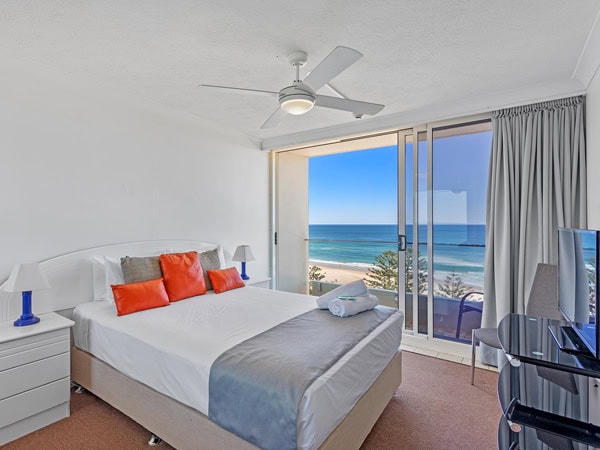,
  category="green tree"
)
[366,248,427,292]
[366,250,398,290]
[406,247,428,294]
[587,257,596,289]
[436,270,467,299]
[308,265,326,295]
[588,257,596,315]
[309,265,326,281]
